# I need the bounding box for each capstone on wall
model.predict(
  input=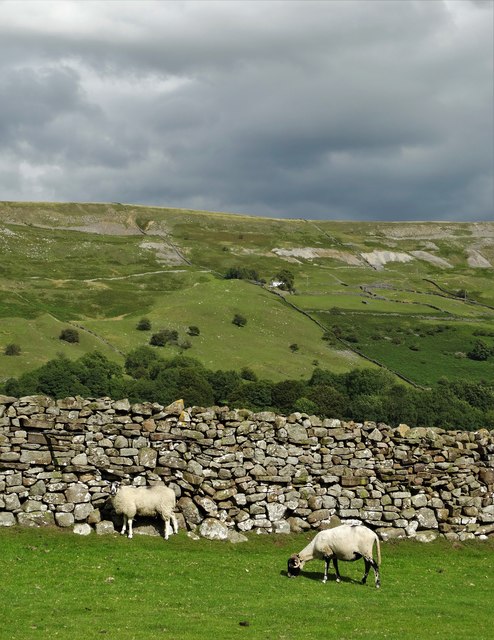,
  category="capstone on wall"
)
[1,395,493,542]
